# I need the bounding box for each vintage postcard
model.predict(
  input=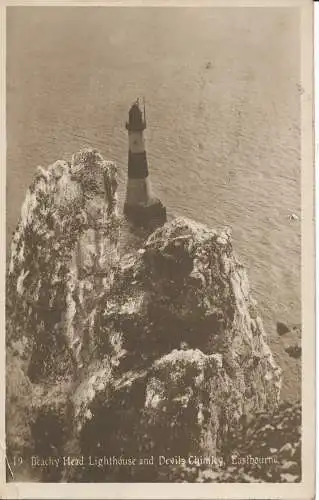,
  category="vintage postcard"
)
[1,0,315,498]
